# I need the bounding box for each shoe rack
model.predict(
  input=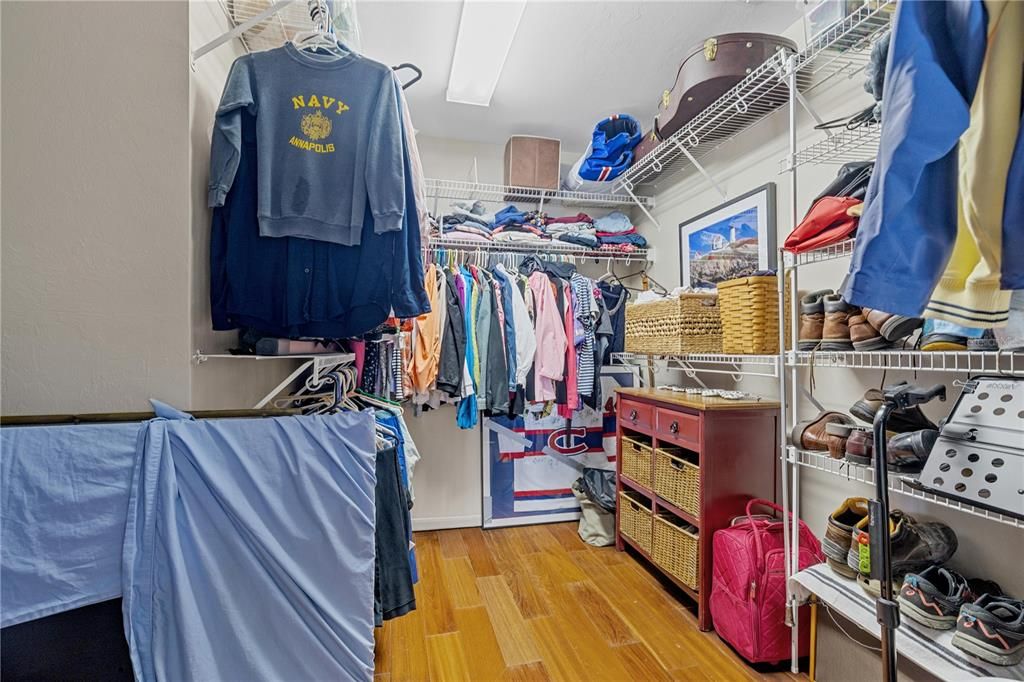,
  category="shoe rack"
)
[775,9,1024,675]
[602,3,1021,672]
